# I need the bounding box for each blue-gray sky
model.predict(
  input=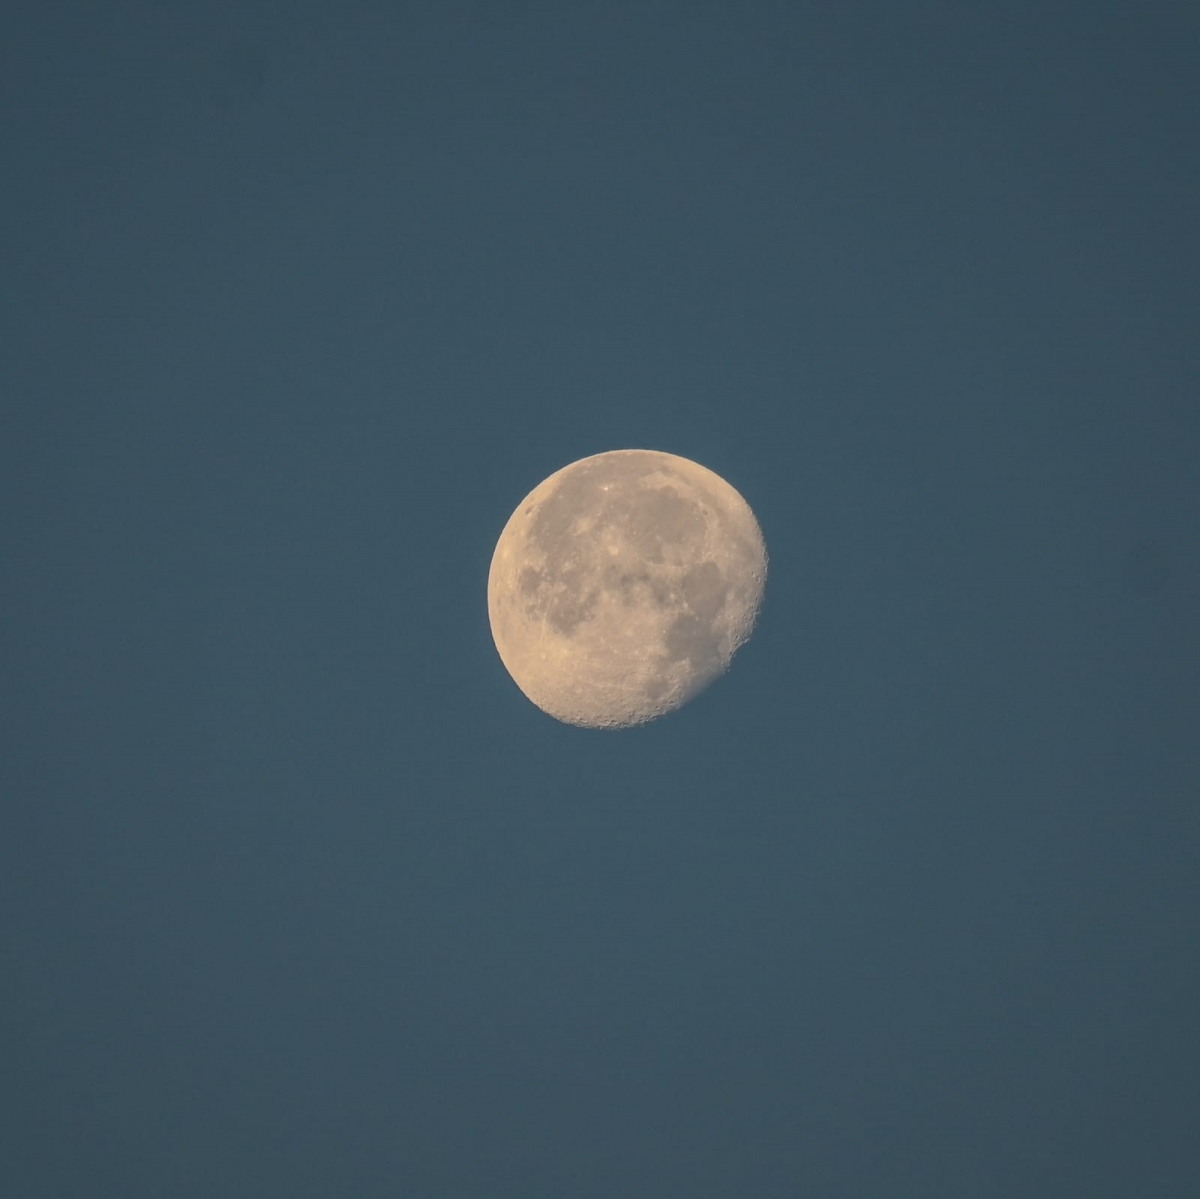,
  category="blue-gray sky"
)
[3,3,1198,1195]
